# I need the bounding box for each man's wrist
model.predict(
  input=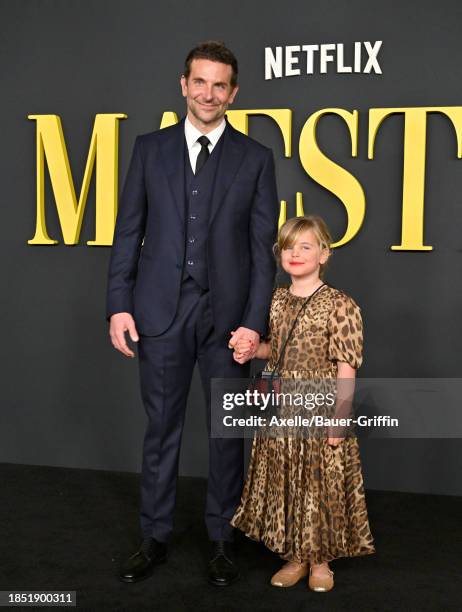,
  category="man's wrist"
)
[237,325,261,338]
